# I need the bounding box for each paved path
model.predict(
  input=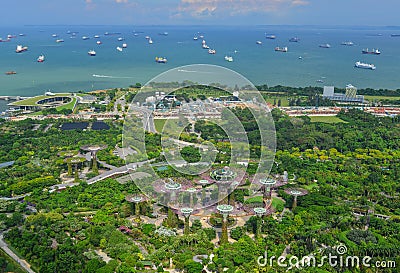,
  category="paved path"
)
[0,234,36,273]
[129,106,156,133]
[0,193,30,201]
[86,161,149,184]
